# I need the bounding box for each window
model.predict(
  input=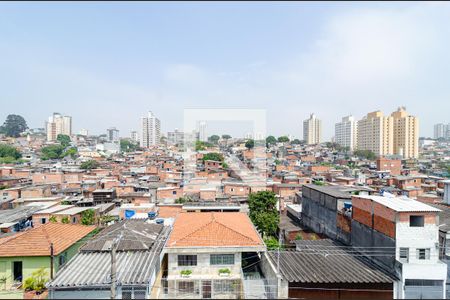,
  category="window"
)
[210,254,234,265]
[416,248,430,260]
[178,281,195,294]
[41,218,47,224]
[214,280,236,293]
[410,215,424,227]
[399,248,409,262]
[173,191,177,195]
[178,255,197,266]
[59,252,67,266]
[72,217,77,224]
